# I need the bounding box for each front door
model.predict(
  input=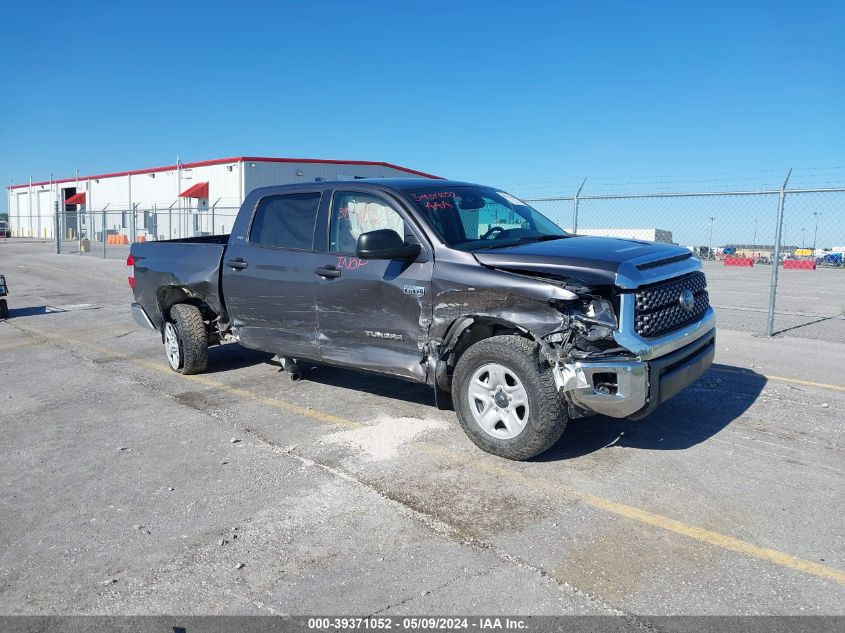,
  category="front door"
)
[315,189,433,381]
[222,191,324,358]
